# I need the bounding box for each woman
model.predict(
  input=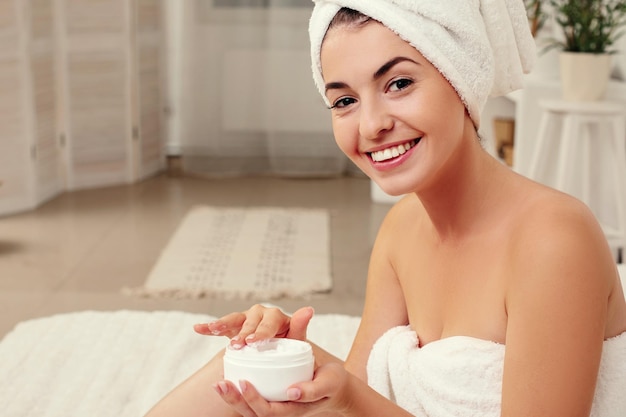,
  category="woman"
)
[146,1,626,416]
